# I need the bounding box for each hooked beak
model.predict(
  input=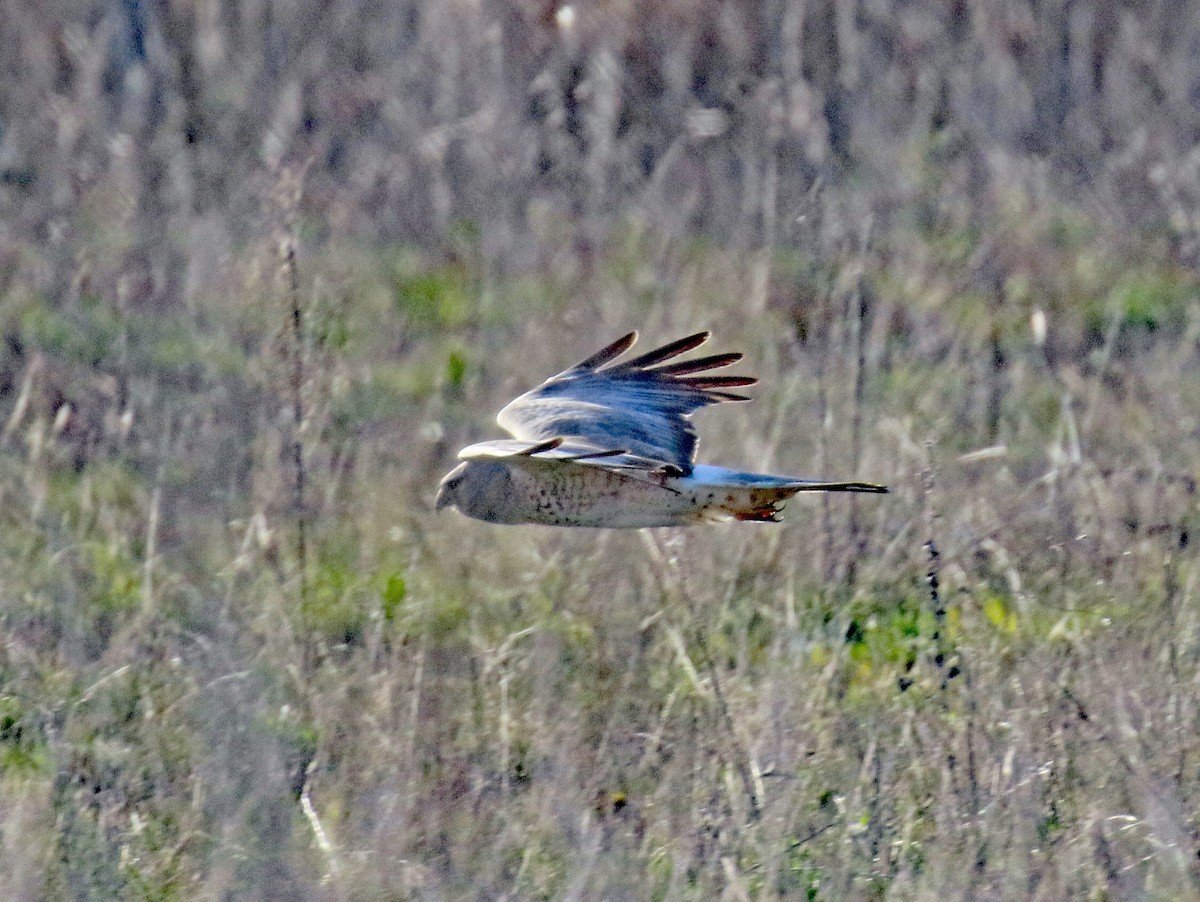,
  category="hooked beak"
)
[435,462,467,511]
